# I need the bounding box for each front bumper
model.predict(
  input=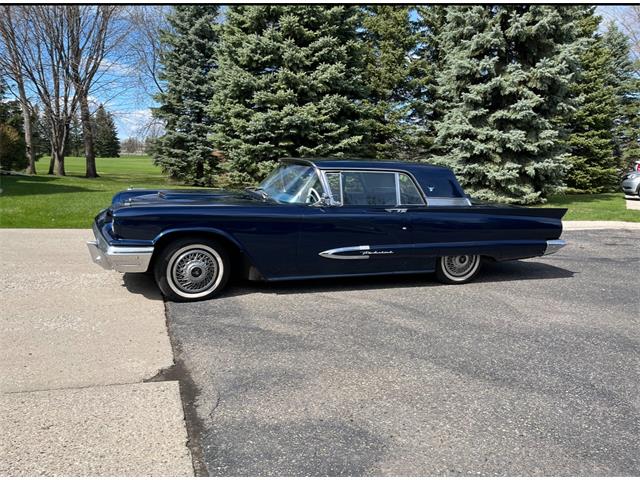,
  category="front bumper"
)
[87,223,154,273]
[543,239,566,256]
